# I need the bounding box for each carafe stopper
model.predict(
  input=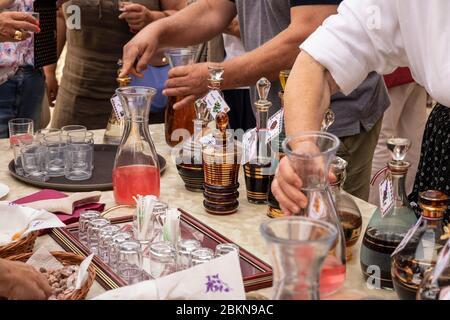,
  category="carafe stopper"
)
[255,77,272,112]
